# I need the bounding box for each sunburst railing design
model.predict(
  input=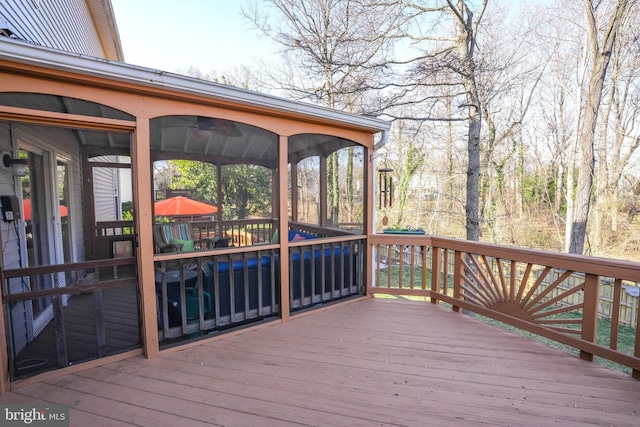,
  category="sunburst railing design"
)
[458,254,584,336]
[370,234,640,380]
